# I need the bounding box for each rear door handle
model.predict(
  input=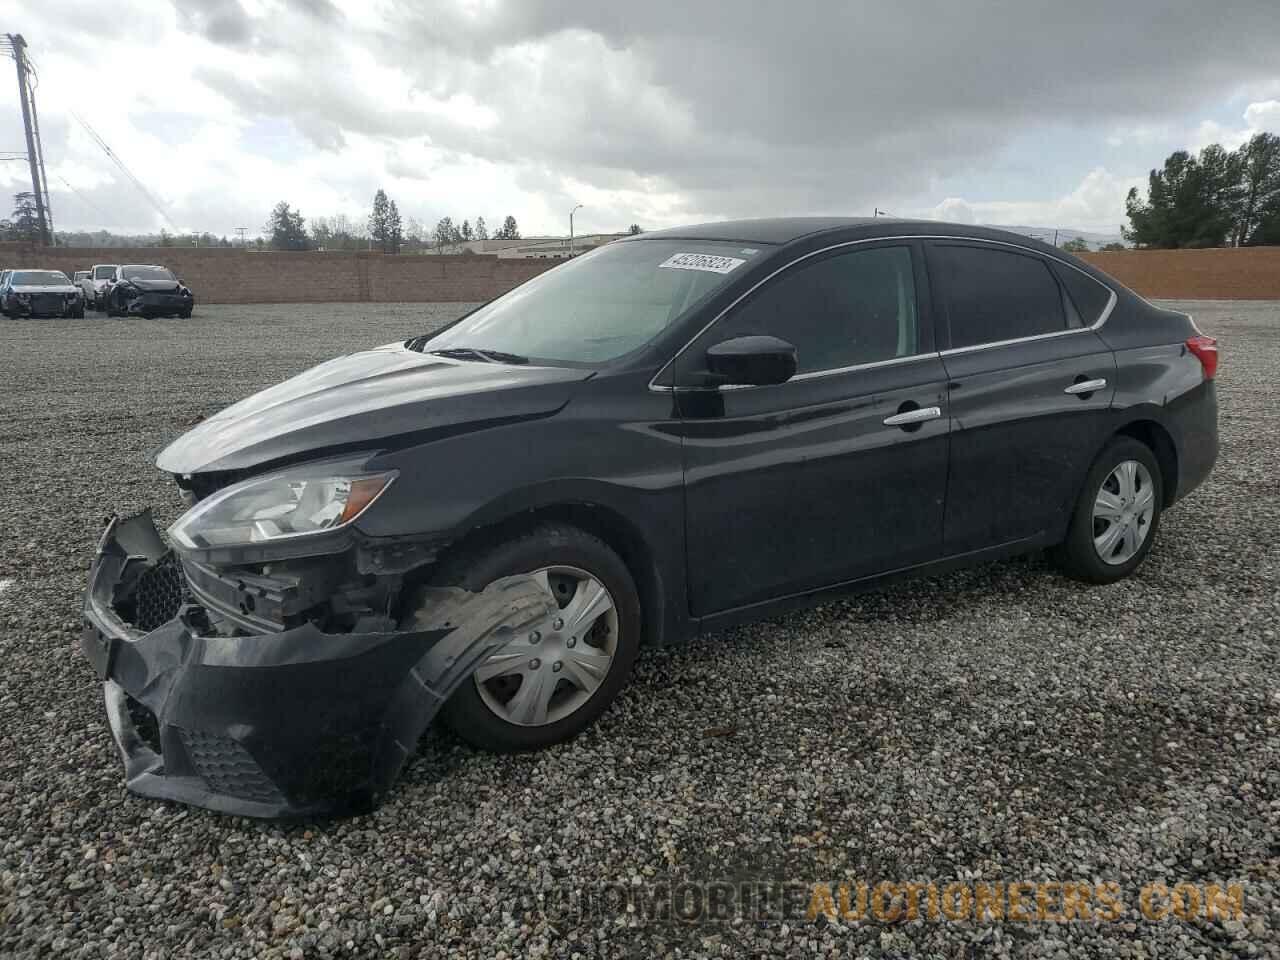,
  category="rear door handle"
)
[883,405,942,427]
[1064,378,1107,395]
